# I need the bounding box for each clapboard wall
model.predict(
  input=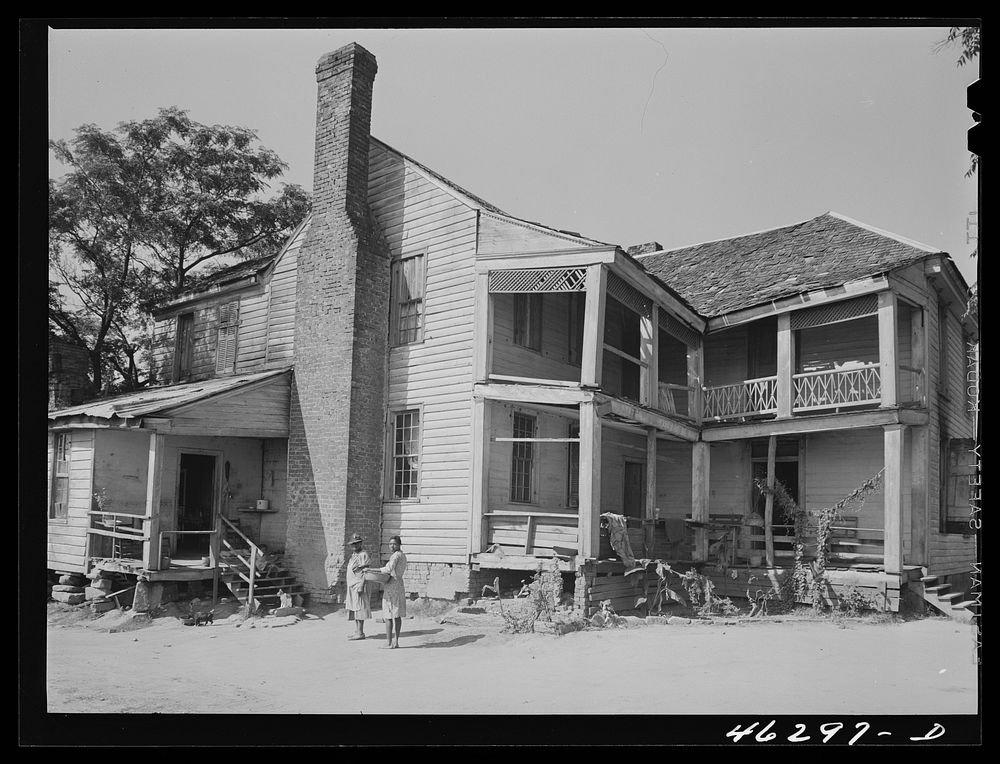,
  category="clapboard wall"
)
[491,292,580,383]
[46,430,94,573]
